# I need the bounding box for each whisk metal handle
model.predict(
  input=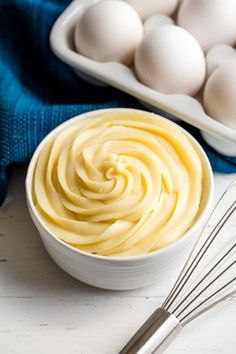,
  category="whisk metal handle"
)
[119,308,182,354]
